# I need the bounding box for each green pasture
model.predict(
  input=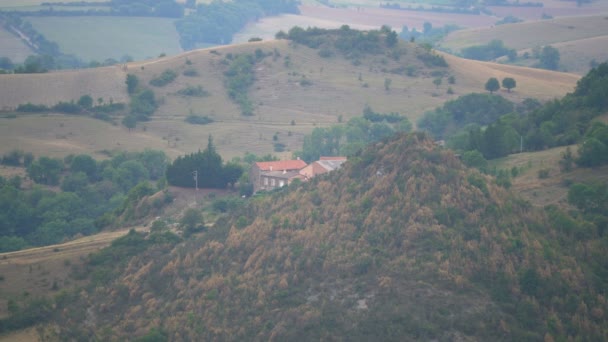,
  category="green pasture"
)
[27,16,183,62]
